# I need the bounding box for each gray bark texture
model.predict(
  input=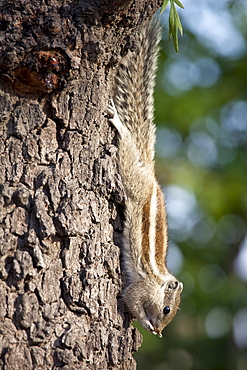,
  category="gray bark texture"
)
[0,0,162,369]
